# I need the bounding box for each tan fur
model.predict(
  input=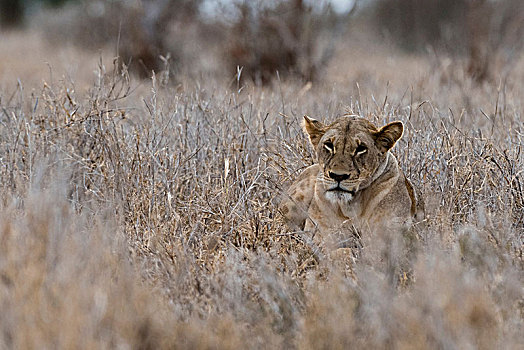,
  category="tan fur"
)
[280,115,424,239]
